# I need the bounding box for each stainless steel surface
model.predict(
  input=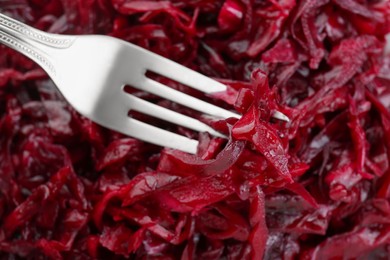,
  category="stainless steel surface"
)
[0,13,288,154]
